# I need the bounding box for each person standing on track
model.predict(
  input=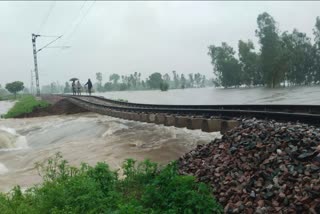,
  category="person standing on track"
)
[76,80,82,95]
[72,81,76,95]
[84,78,93,96]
